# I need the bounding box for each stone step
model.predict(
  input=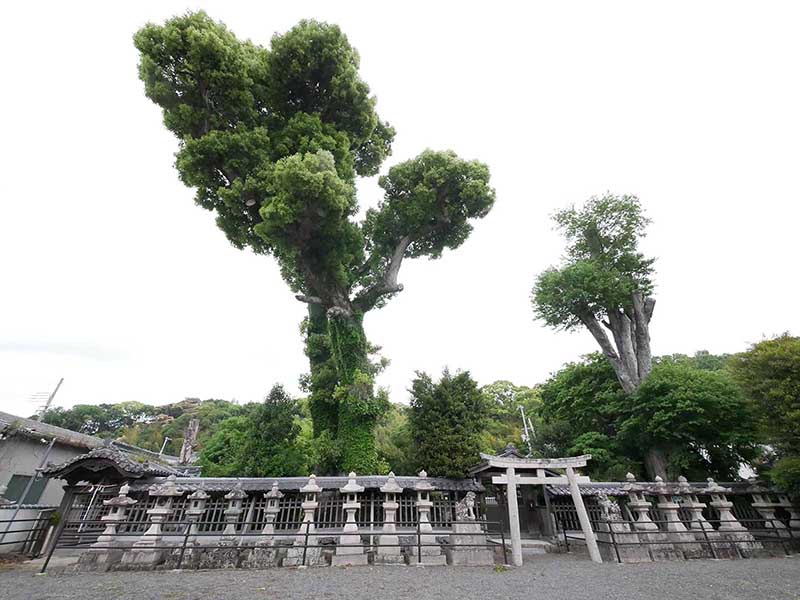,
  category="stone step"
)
[488,538,557,555]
